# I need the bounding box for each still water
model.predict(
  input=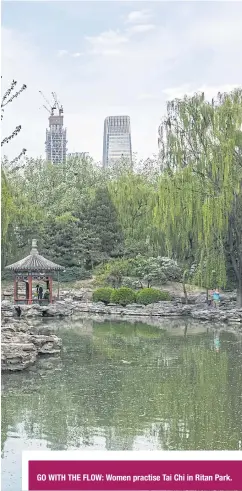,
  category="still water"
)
[1,319,242,490]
